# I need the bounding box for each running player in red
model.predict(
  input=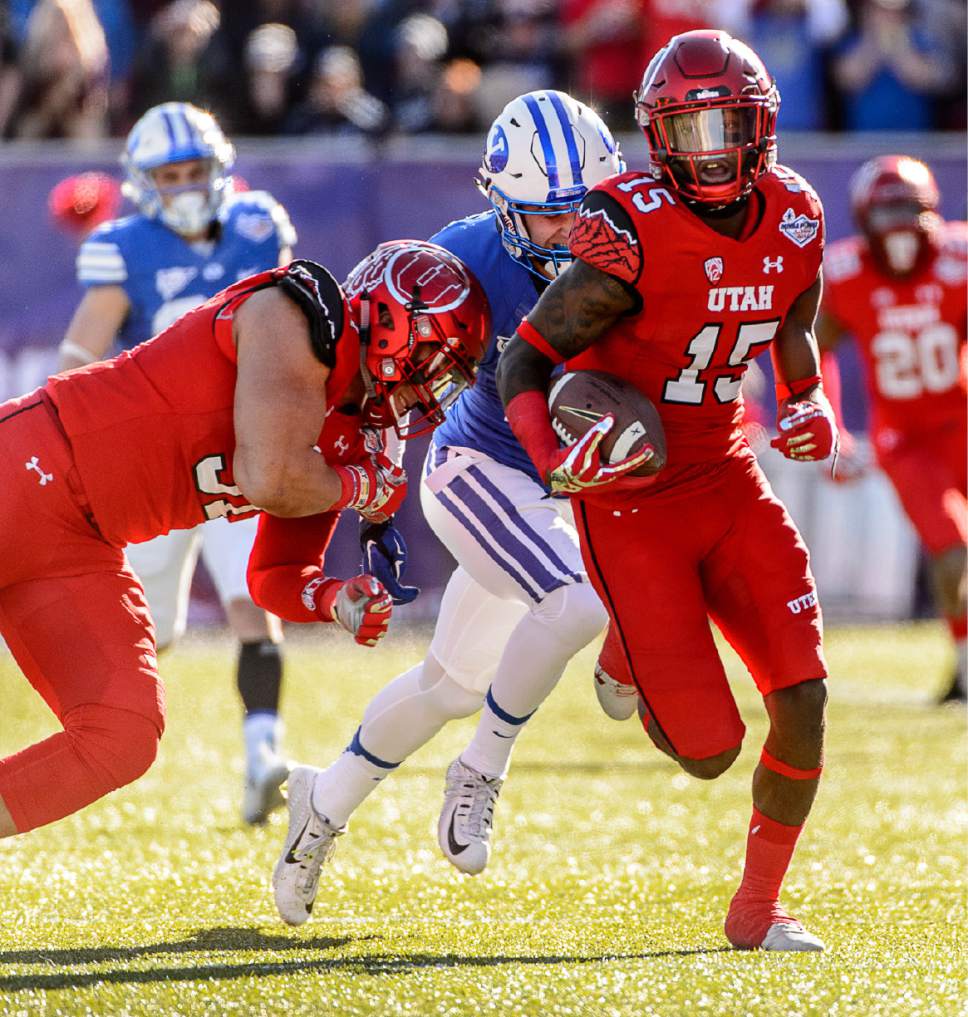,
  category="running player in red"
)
[445,30,836,952]
[818,156,967,702]
[0,242,488,839]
